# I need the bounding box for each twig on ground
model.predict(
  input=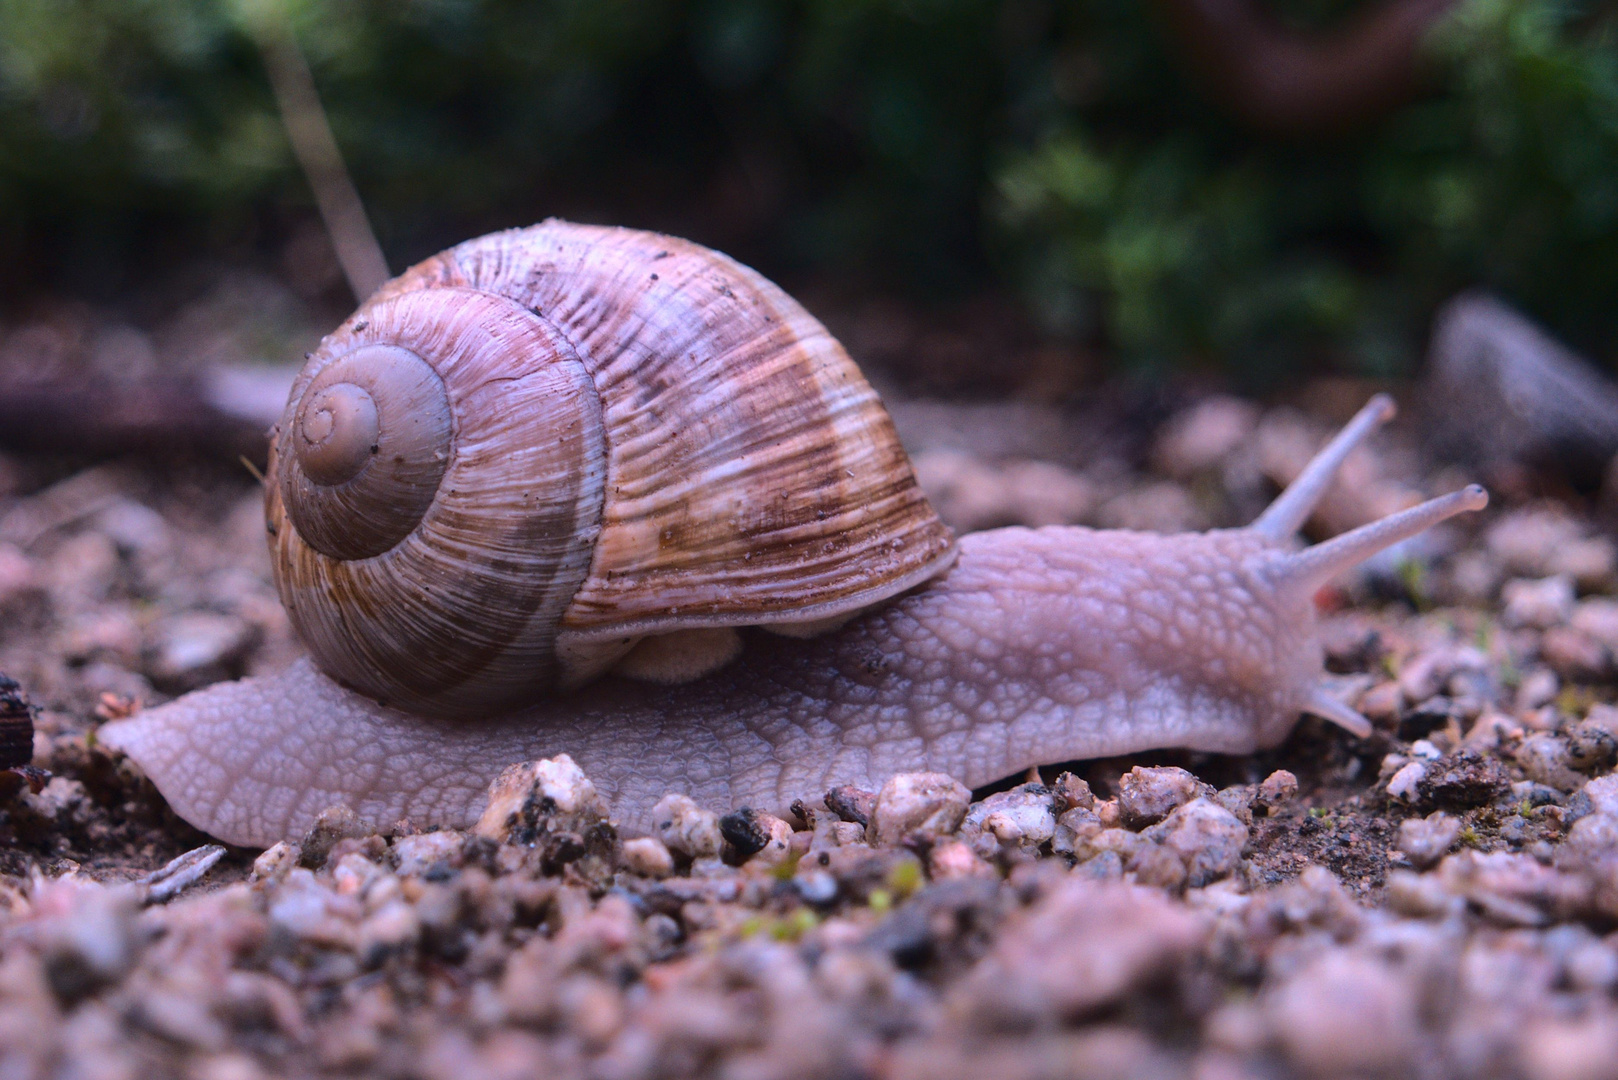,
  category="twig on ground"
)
[135,845,227,905]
